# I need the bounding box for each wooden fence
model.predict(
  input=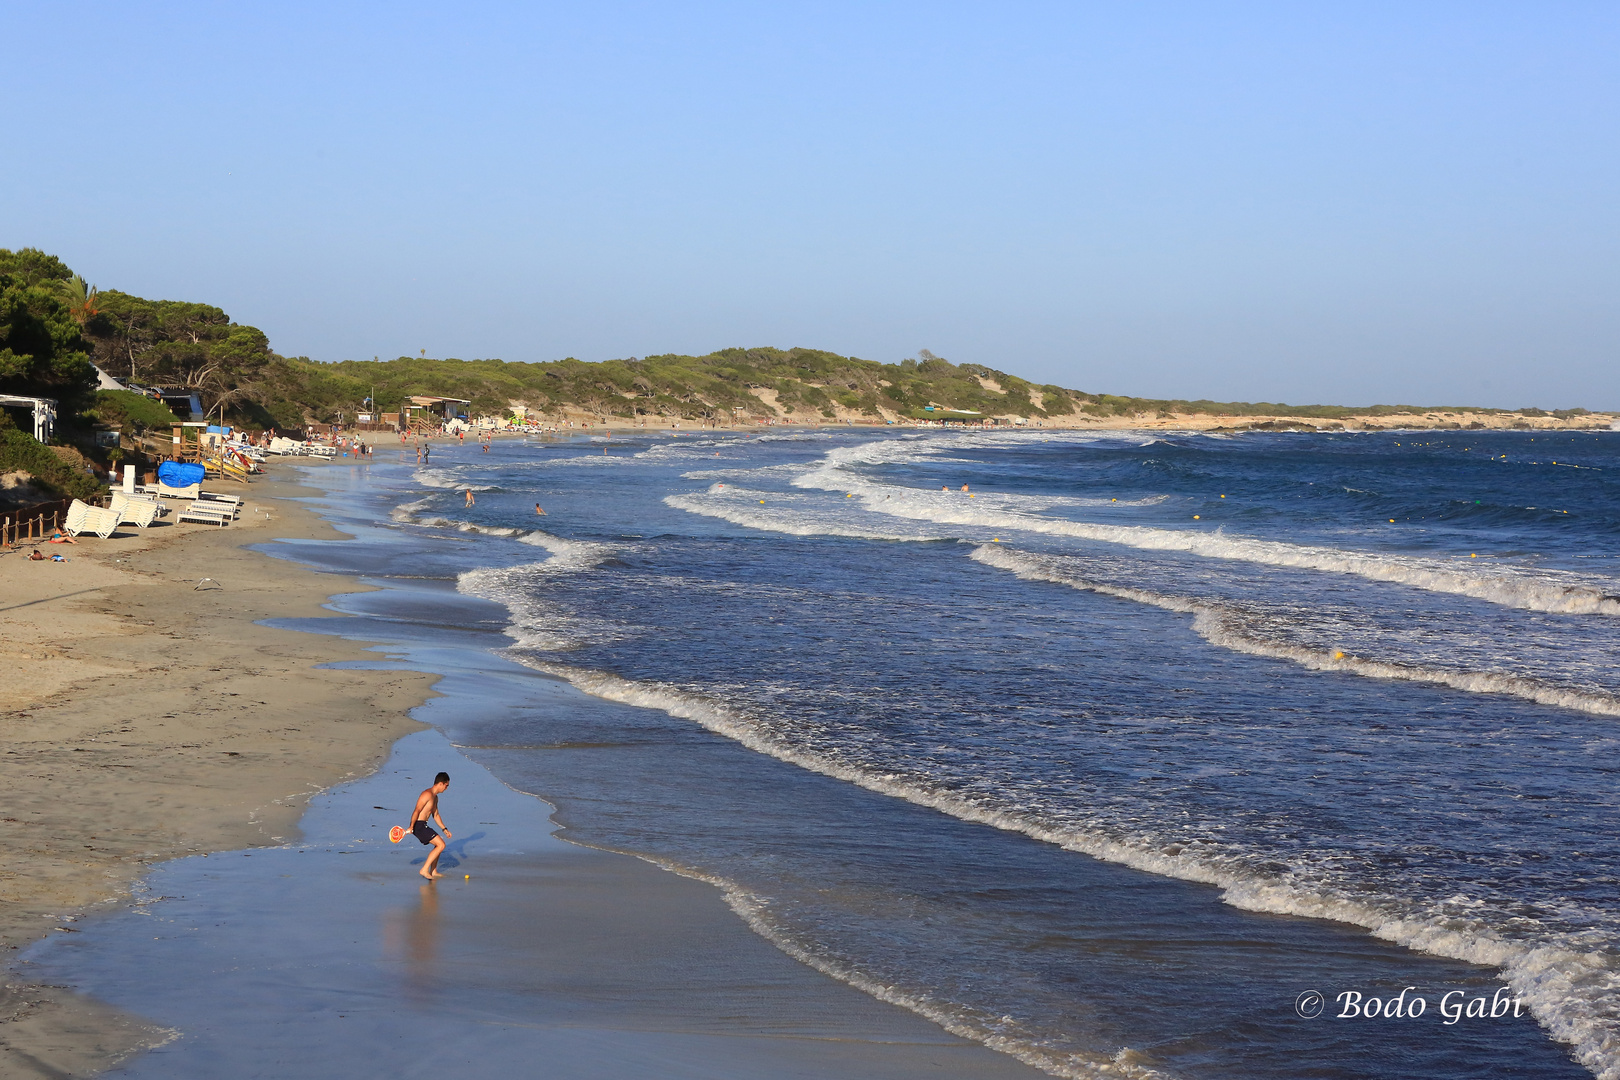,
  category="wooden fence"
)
[1,496,76,546]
